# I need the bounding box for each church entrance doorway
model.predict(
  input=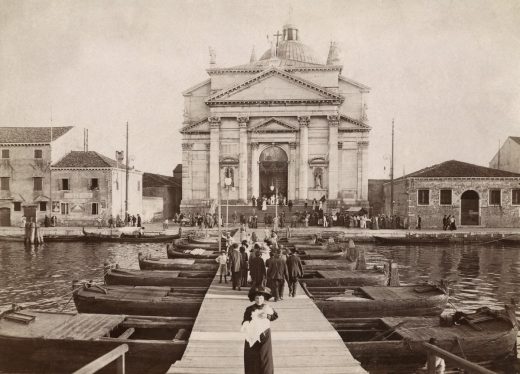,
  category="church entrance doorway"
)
[461,190,480,225]
[259,146,288,201]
